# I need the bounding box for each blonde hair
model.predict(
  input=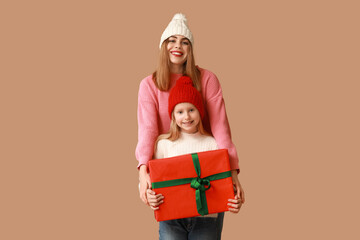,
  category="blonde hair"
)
[154,110,210,153]
[152,38,201,91]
